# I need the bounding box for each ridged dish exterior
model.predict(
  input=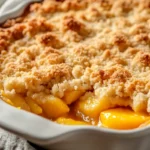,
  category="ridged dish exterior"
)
[42,130,150,150]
